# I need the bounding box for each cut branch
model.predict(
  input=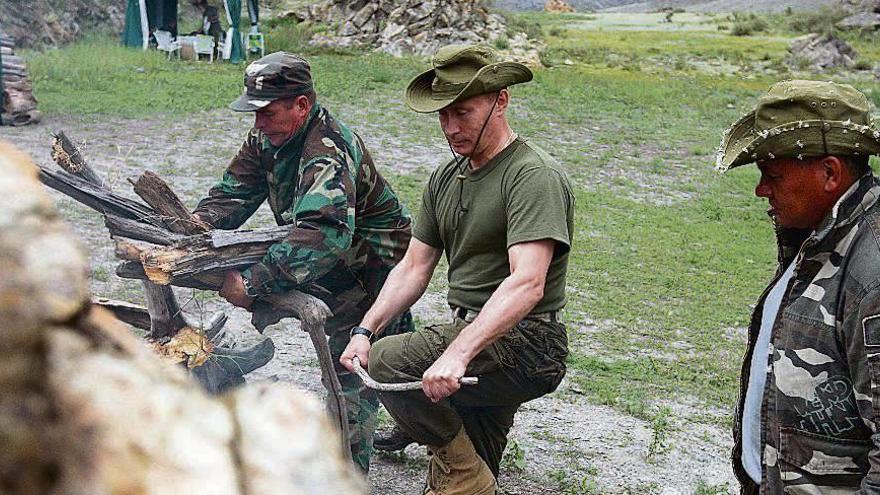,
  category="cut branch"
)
[130,171,209,235]
[37,166,161,226]
[51,130,103,187]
